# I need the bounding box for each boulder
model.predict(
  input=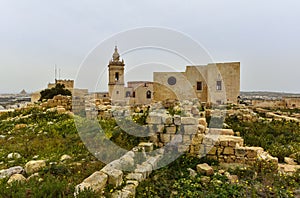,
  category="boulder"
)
[284,157,297,165]
[25,160,46,175]
[7,174,26,184]
[7,152,21,159]
[0,166,24,179]
[187,168,197,178]
[226,174,239,183]
[75,171,108,196]
[196,163,214,176]
[60,154,72,162]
